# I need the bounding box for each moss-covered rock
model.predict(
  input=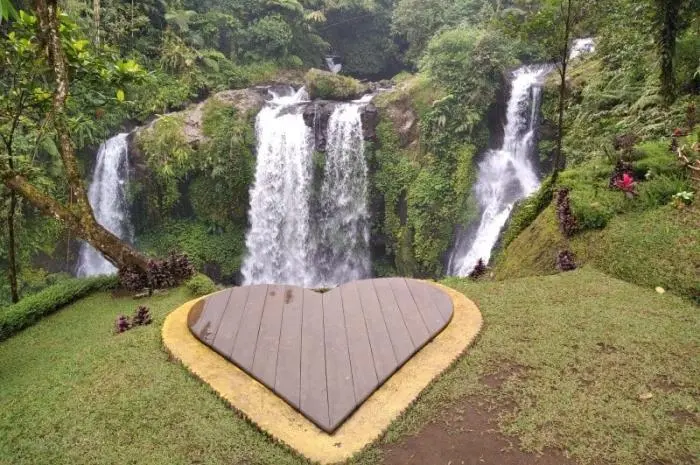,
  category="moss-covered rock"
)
[304,68,367,101]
